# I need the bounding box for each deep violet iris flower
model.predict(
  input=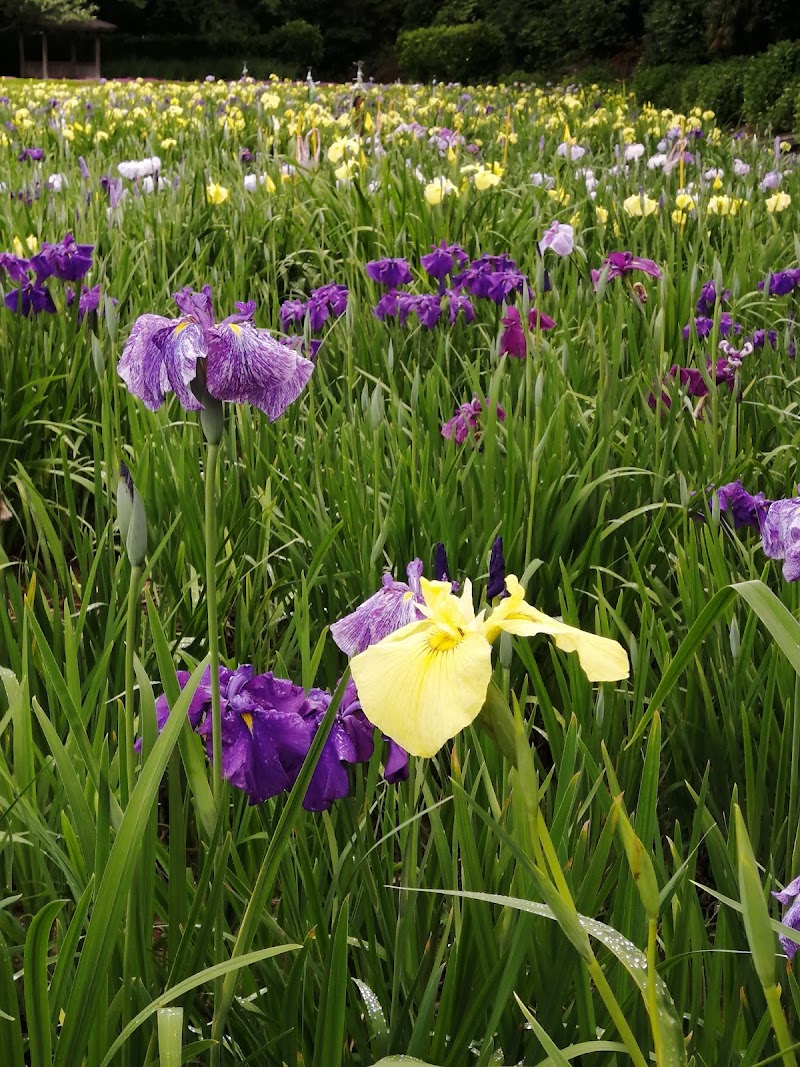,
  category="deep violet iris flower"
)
[715,481,772,531]
[365,258,413,288]
[30,233,93,282]
[421,241,468,281]
[759,269,800,297]
[118,284,314,418]
[148,665,408,810]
